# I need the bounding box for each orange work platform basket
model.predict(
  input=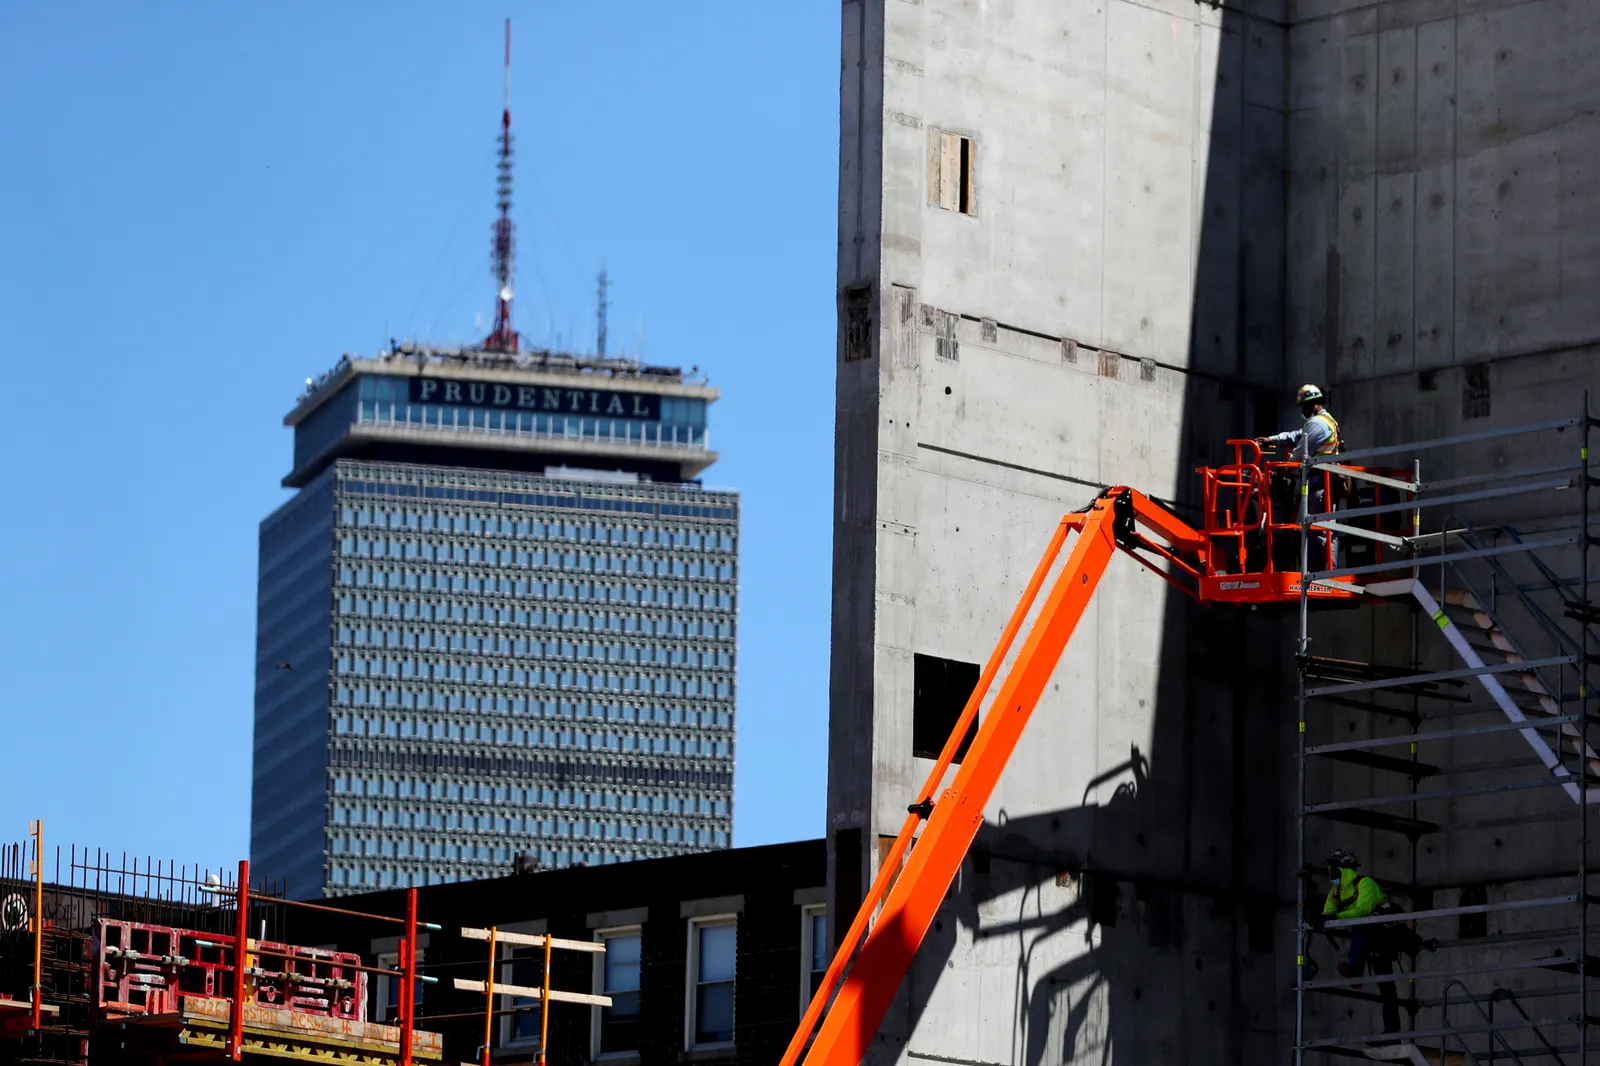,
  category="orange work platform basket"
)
[1194,440,1415,606]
